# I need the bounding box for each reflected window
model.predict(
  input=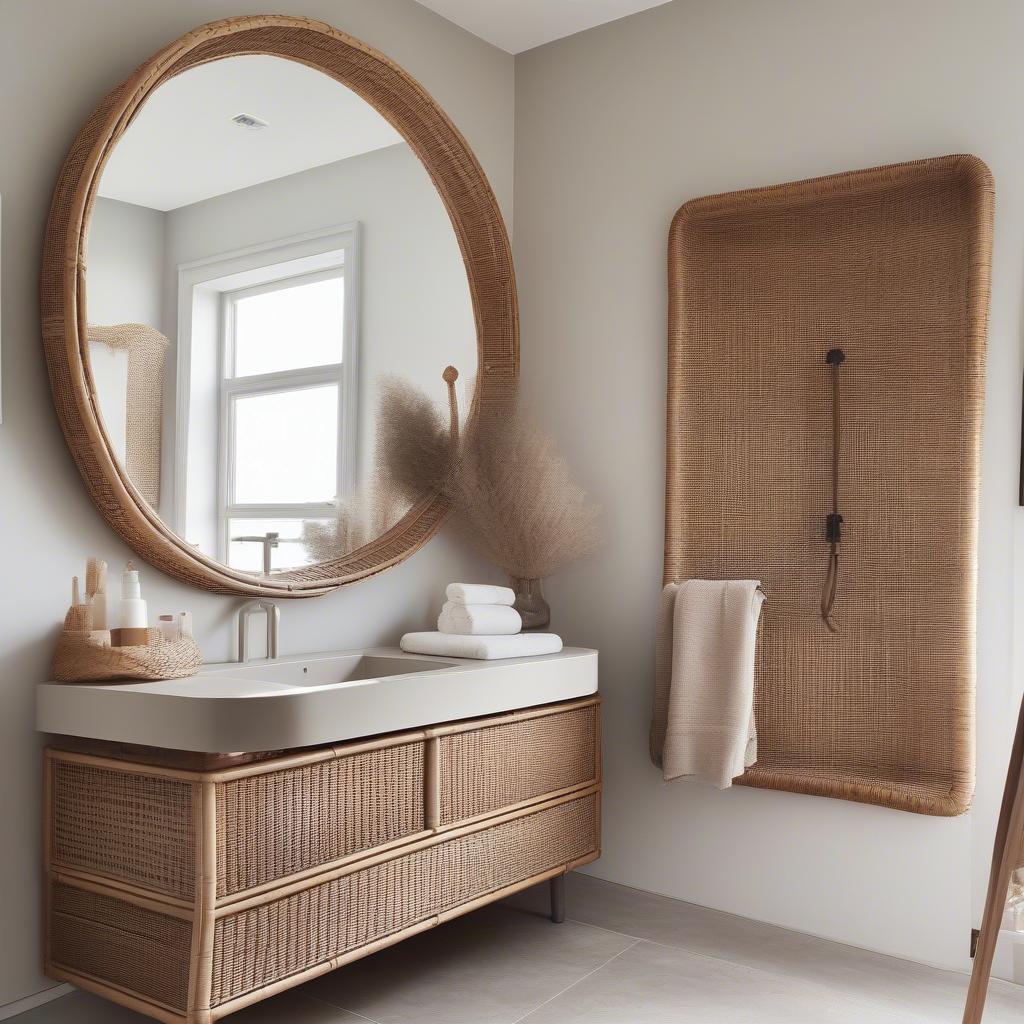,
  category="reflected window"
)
[226,518,332,575]
[220,267,351,571]
[231,273,344,376]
